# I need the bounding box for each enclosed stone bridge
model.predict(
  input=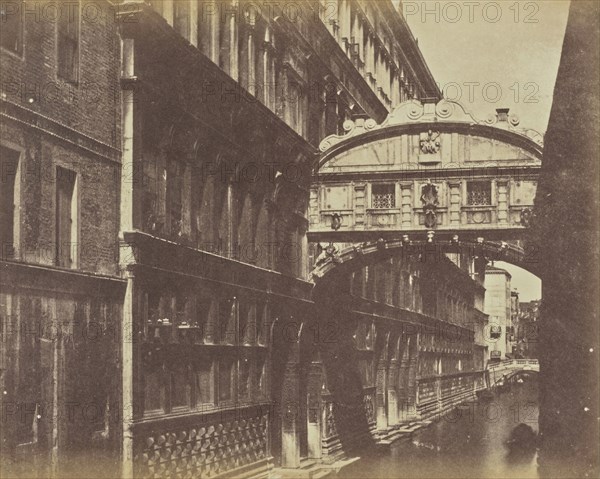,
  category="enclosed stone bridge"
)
[487,359,540,386]
[309,99,543,279]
